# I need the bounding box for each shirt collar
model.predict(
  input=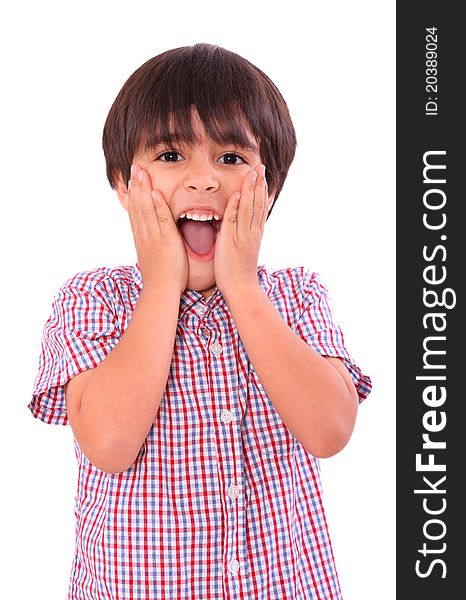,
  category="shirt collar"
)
[179,287,223,318]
